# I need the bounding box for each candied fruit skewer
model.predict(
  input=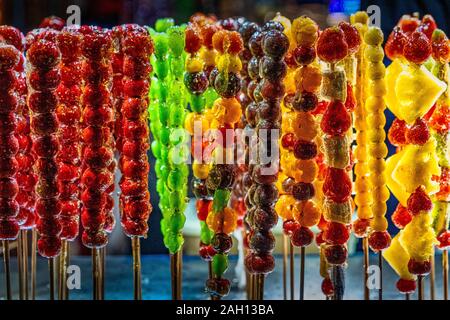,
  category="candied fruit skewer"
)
[349,12,373,300]
[79,27,115,299]
[318,23,360,300]
[55,26,83,300]
[149,20,188,299]
[384,18,443,298]
[364,26,392,300]
[203,27,243,300]
[0,39,22,300]
[115,25,153,300]
[184,16,223,296]
[26,28,62,300]
[429,28,450,299]
[244,20,288,300]
[239,20,262,299]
